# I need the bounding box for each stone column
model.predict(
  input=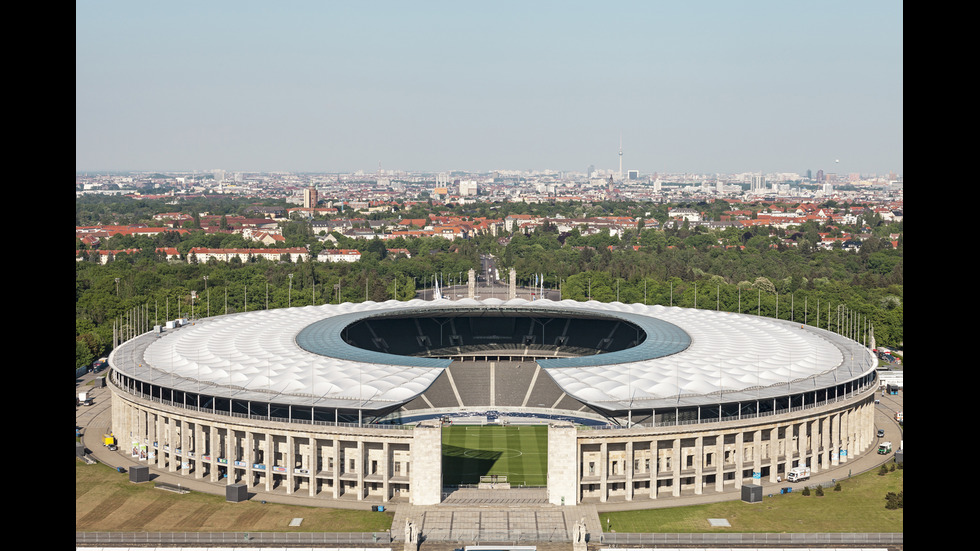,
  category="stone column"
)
[854,404,863,458]
[180,418,189,475]
[825,415,834,469]
[715,434,725,493]
[119,399,131,444]
[547,422,577,505]
[799,420,809,469]
[693,435,704,495]
[410,421,442,505]
[810,419,817,466]
[147,412,156,467]
[155,414,165,469]
[467,269,475,299]
[244,431,254,488]
[671,438,680,497]
[856,403,866,455]
[225,426,235,485]
[166,416,175,471]
[308,434,317,497]
[648,438,658,499]
[266,432,274,492]
[141,408,149,456]
[286,434,294,494]
[599,441,608,502]
[166,416,173,470]
[194,422,204,479]
[332,437,340,498]
[848,405,857,457]
[734,431,744,489]
[110,393,124,445]
[209,425,219,482]
[818,416,828,472]
[771,425,783,483]
[863,401,873,452]
[383,441,390,503]
[509,268,517,300]
[356,439,364,501]
[625,440,634,501]
[831,413,841,467]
